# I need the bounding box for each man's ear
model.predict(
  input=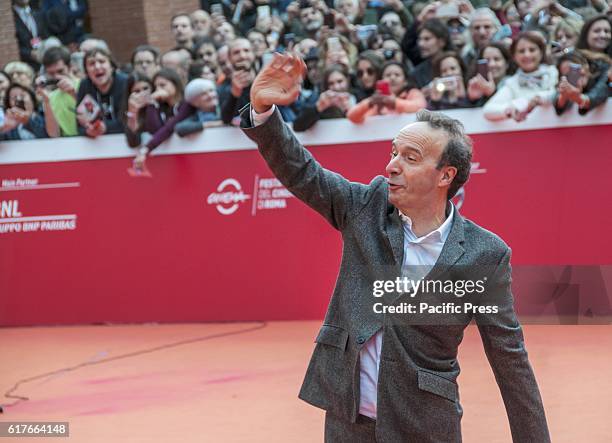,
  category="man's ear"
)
[439,166,457,188]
